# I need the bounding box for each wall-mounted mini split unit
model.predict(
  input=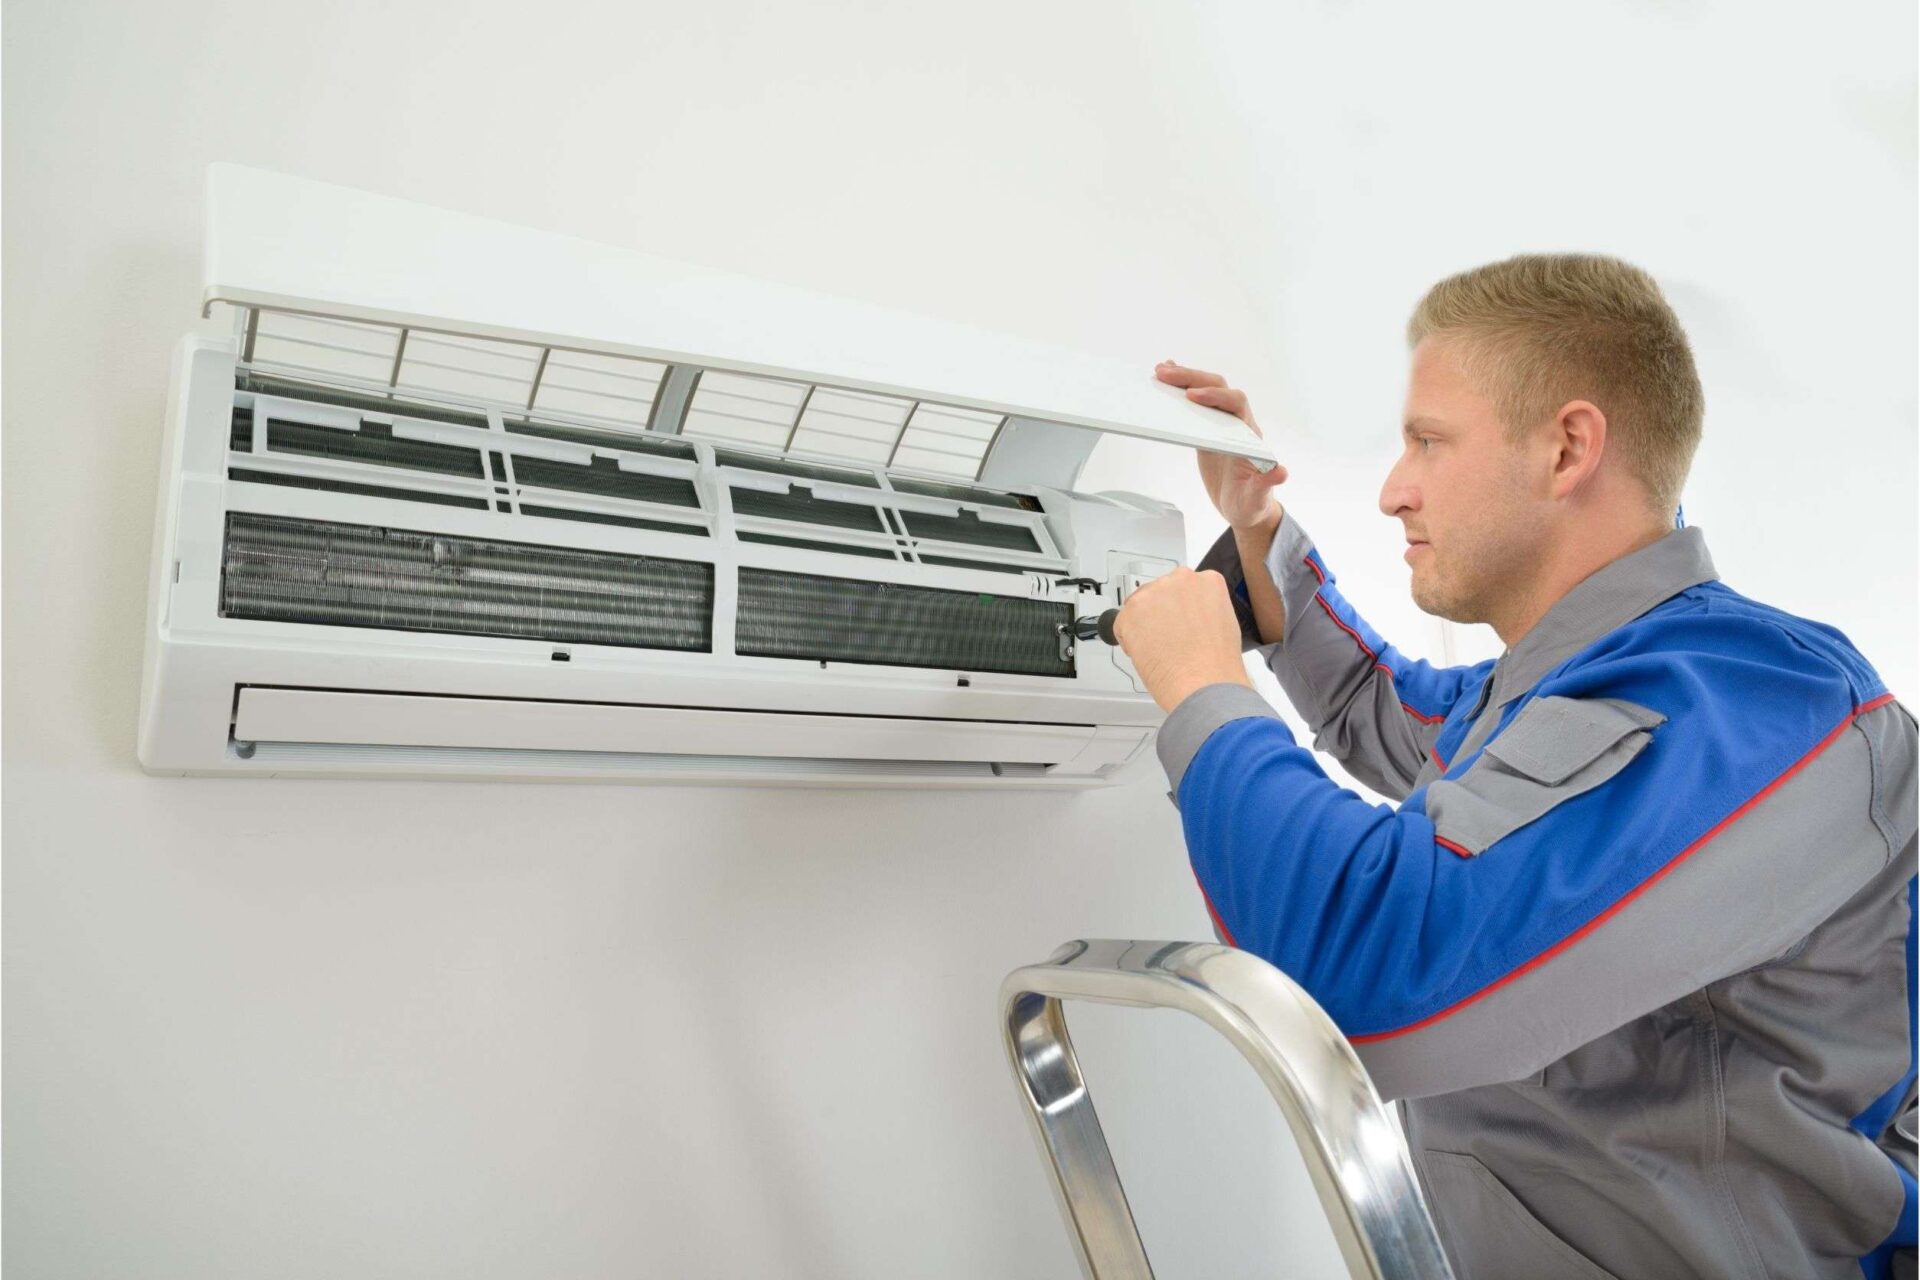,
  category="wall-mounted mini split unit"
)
[138,165,1274,787]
